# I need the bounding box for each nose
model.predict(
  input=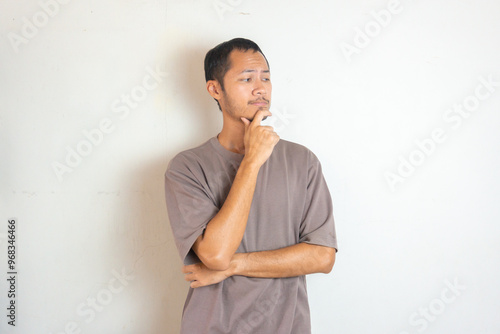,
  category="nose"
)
[253,80,268,96]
